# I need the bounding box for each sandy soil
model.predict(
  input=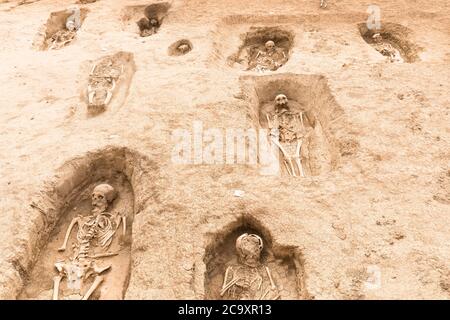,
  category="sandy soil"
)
[0,0,449,299]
